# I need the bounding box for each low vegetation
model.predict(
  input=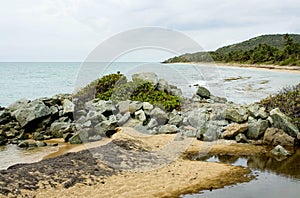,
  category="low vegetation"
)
[259,83,300,130]
[94,72,182,111]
